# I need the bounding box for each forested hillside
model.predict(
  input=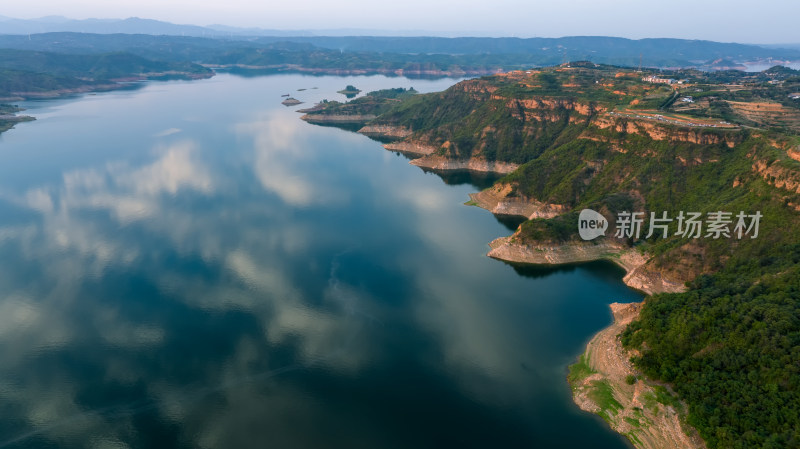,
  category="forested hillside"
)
[304,63,800,448]
[0,49,212,100]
